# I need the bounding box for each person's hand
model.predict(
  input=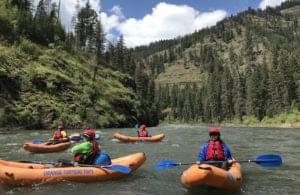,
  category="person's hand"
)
[227,159,235,164]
